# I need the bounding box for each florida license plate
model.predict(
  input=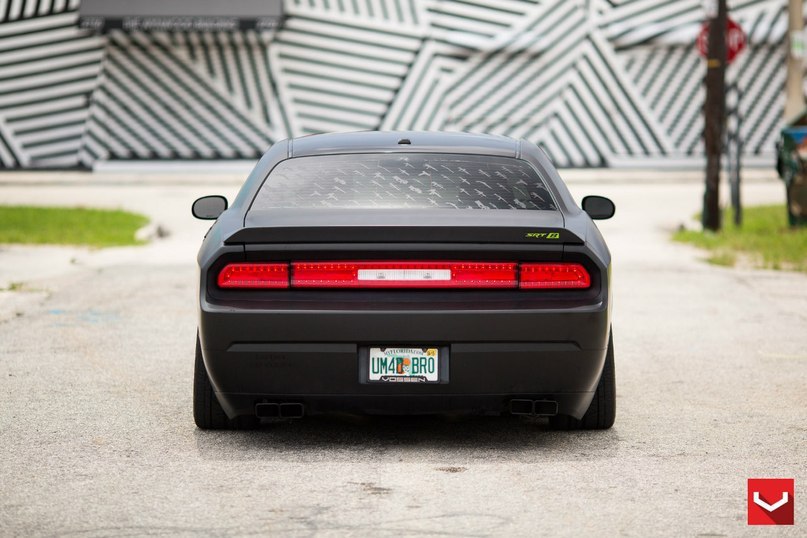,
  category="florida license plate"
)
[368,347,439,383]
